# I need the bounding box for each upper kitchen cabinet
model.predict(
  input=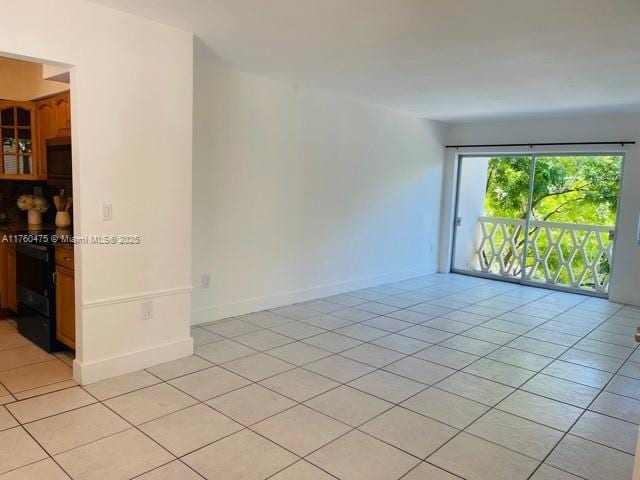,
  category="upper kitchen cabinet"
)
[35,91,71,180]
[0,100,38,180]
[54,92,71,136]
